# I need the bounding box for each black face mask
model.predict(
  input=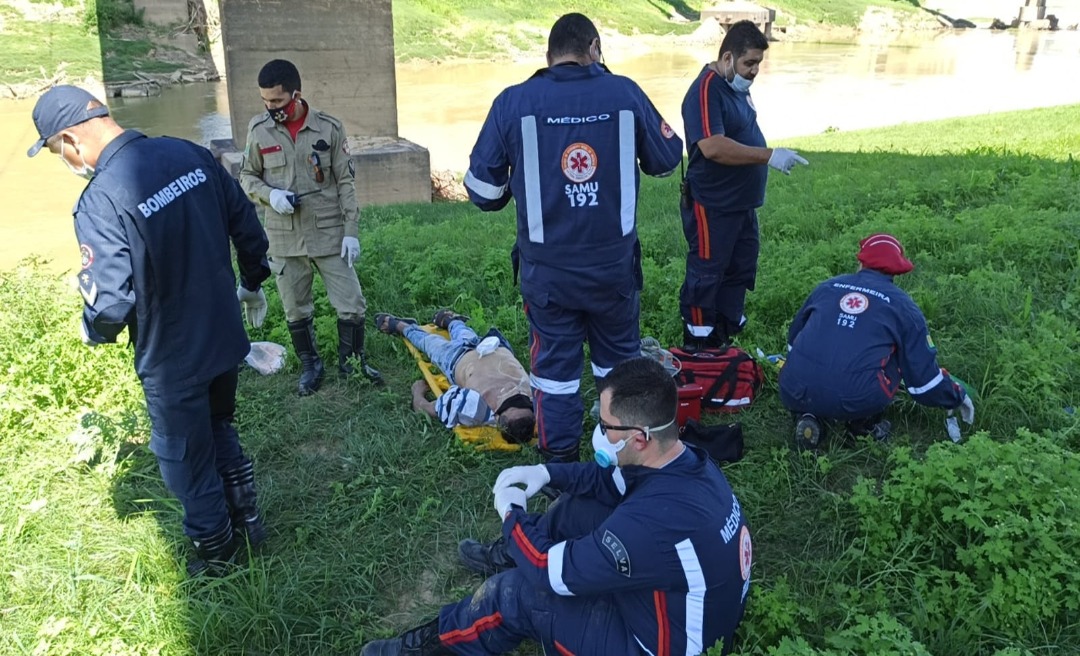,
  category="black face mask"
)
[267,93,298,123]
[495,394,533,416]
